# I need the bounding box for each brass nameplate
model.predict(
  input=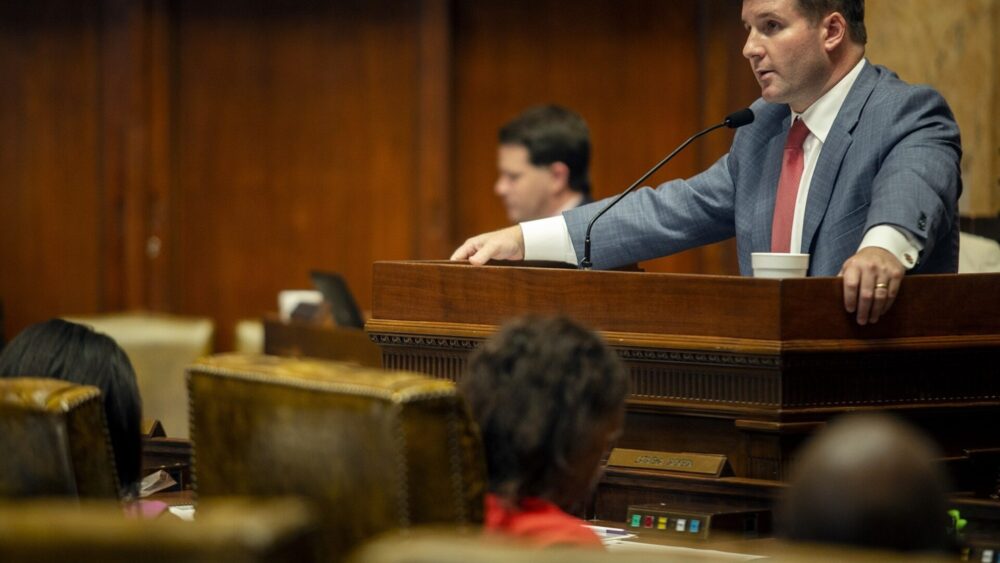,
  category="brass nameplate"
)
[607,448,727,477]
